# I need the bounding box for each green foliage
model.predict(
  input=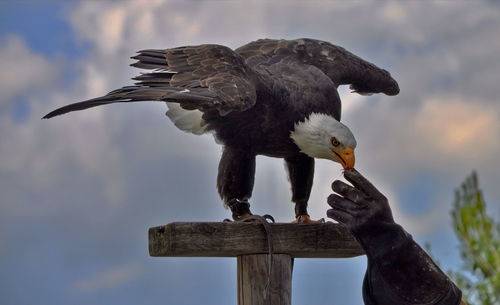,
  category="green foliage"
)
[450,171,500,305]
